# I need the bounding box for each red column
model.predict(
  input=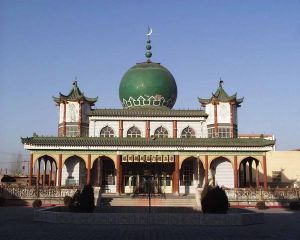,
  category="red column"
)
[29,154,33,186]
[249,160,253,186]
[233,156,238,188]
[37,159,41,186]
[96,158,101,186]
[173,155,179,195]
[54,164,57,187]
[116,155,122,194]
[49,161,53,186]
[263,155,268,190]
[173,120,177,138]
[43,160,47,186]
[145,120,150,139]
[58,154,62,187]
[119,120,123,138]
[255,162,260,188]
[205,155,209,184]
[87,154,91,185]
